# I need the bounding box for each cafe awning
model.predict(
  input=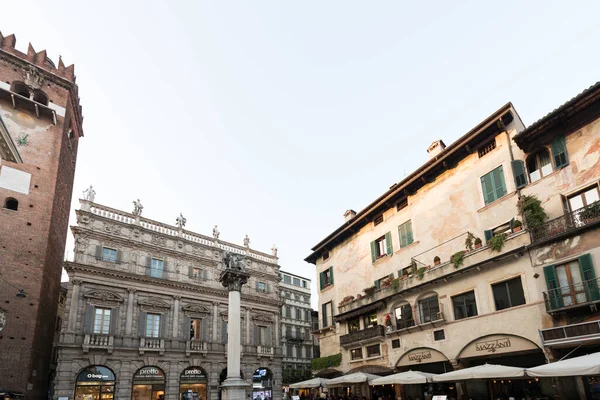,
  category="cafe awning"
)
[370,371,437,385]
[527,352,600,377]
[326,372,381,387]
[289,378,331,389]
[433,364,525,382]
